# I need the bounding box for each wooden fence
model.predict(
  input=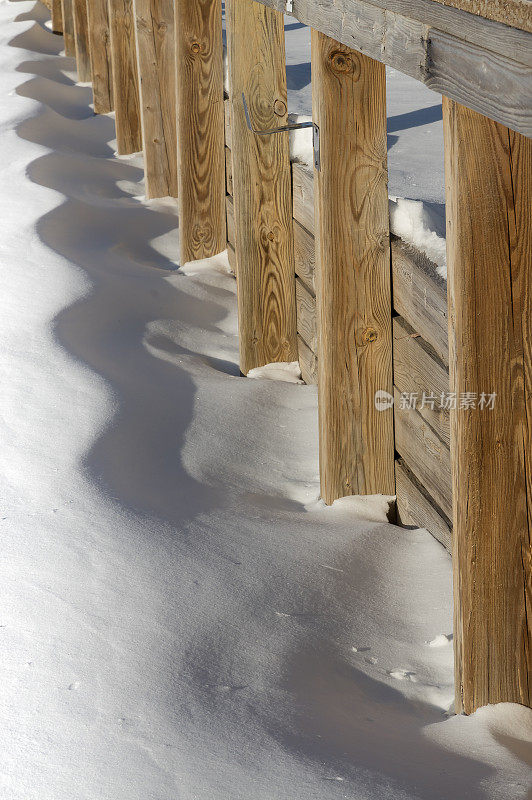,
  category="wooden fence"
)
[45,0,531,715]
